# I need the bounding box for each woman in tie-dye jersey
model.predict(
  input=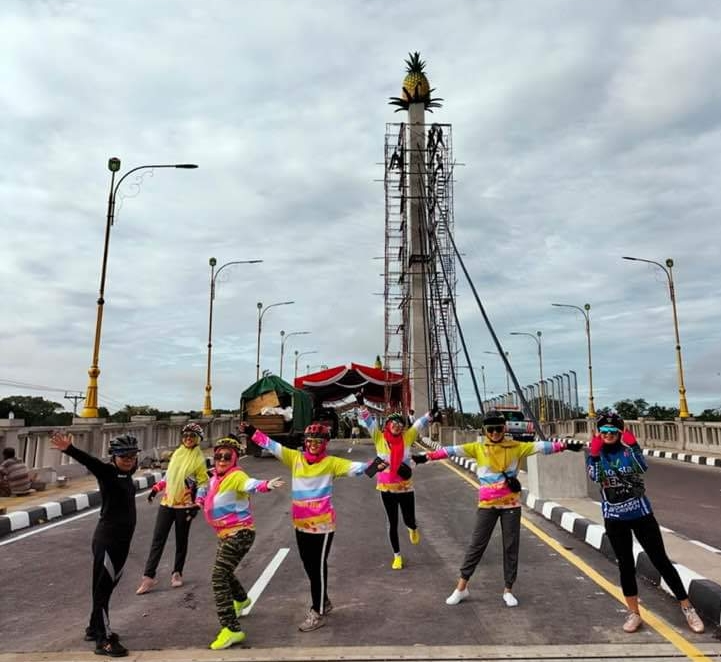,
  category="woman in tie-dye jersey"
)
[239,420,373,633]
